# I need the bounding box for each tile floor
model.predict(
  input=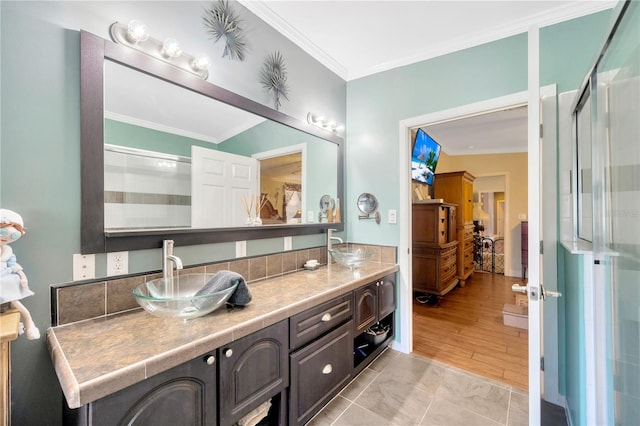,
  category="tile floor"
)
[308,348,528,426]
